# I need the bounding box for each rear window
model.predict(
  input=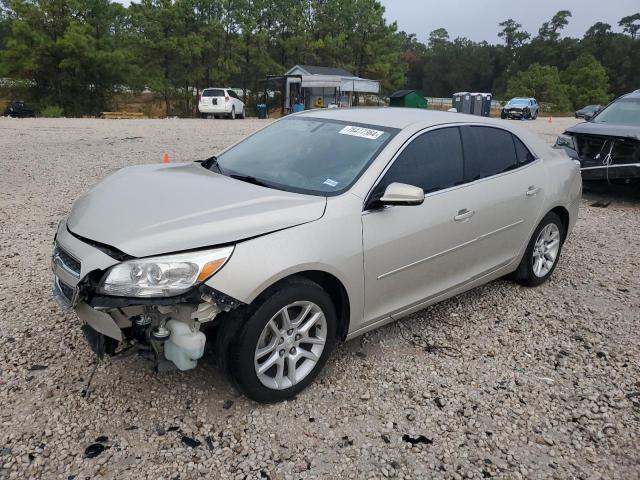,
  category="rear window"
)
[462,126,519,180]
[513,135,535,165]
[202,89,225,97]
